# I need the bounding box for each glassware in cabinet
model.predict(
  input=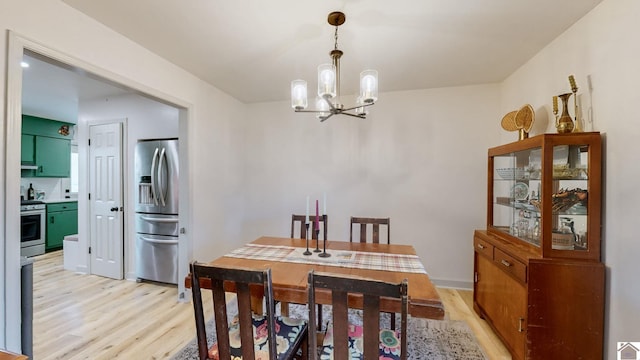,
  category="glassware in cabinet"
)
[488,133,601,261]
